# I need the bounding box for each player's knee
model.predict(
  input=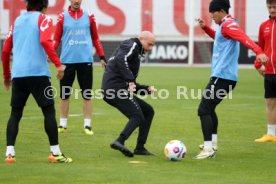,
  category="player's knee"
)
[41,105,56,119]
[60,86,72,99]
[133,114,145,124]
[11,107,24,121]
[82,93,92,100]
[198,104,211,116]
[266,98,276,109]
[60,93,71,100]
